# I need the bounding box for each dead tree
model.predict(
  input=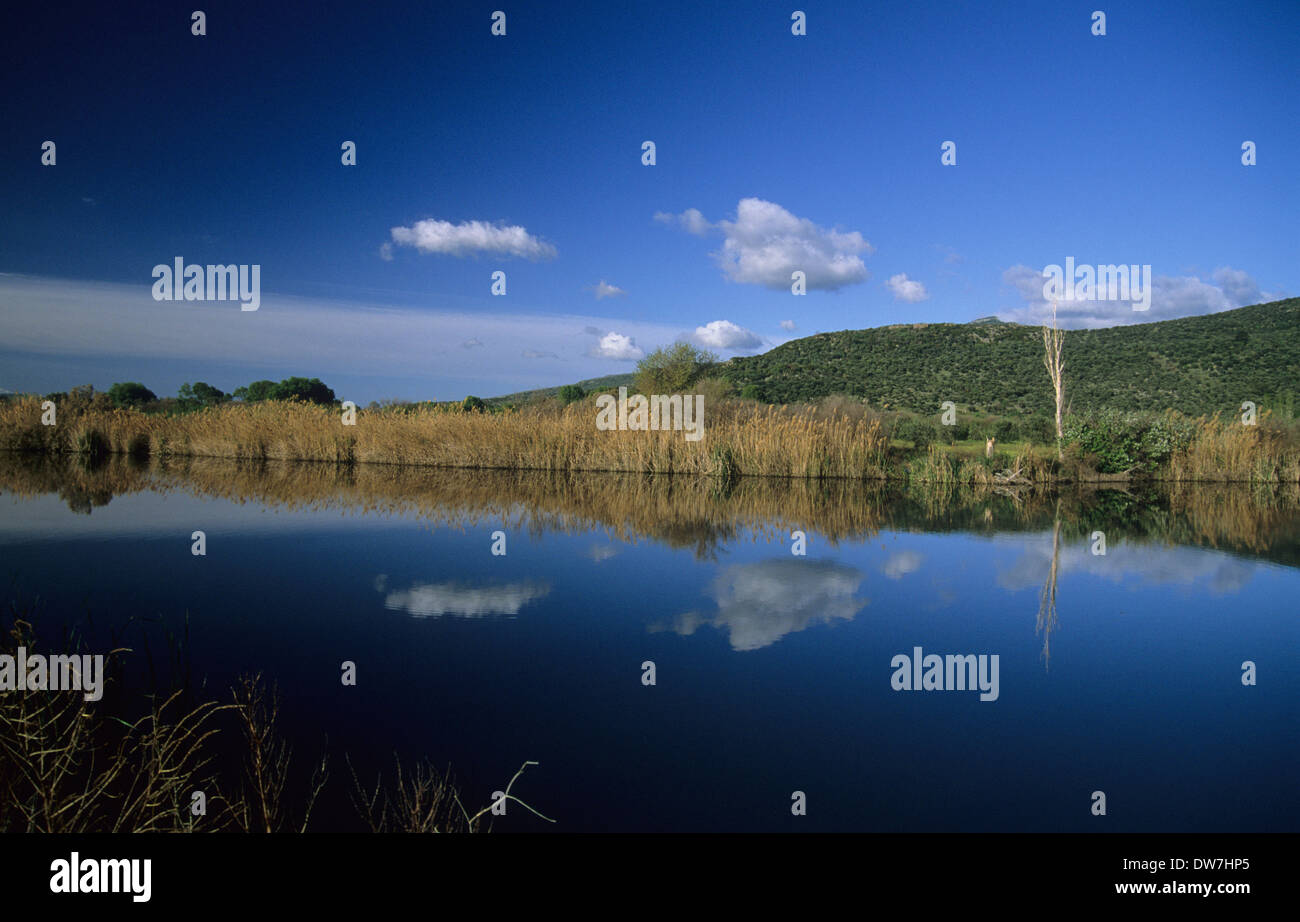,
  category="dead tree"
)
[1042,300,1066,460]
